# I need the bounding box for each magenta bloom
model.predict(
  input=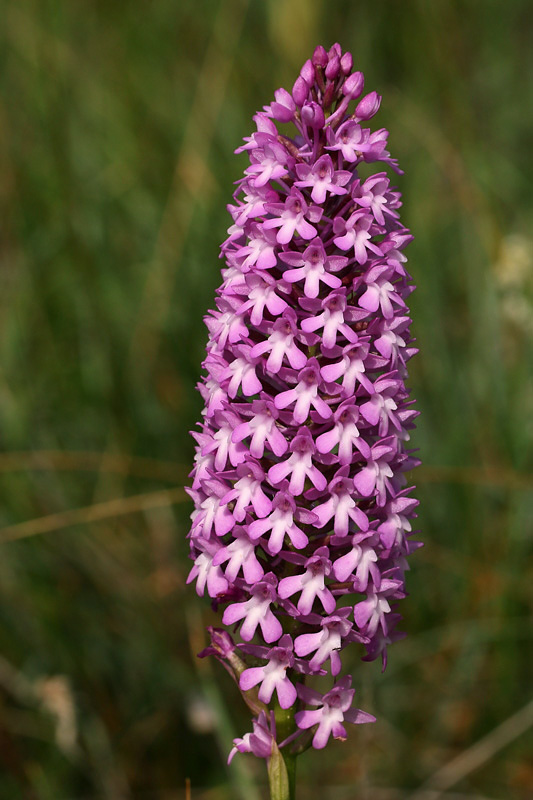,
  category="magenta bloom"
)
[239,634,298,709]
[295,677,375,749]
[188,42,420,764]
[228,710,277,763]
